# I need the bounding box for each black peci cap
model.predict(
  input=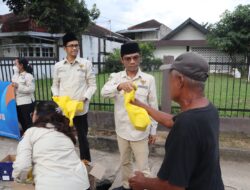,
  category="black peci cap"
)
[63,32,78,46]
[160,52,209,82]
[120,42,140,57]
